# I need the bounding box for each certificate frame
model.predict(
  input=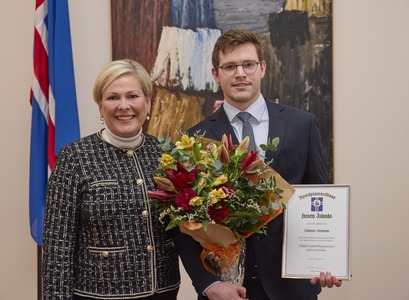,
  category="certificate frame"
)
[282,184,351,280]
